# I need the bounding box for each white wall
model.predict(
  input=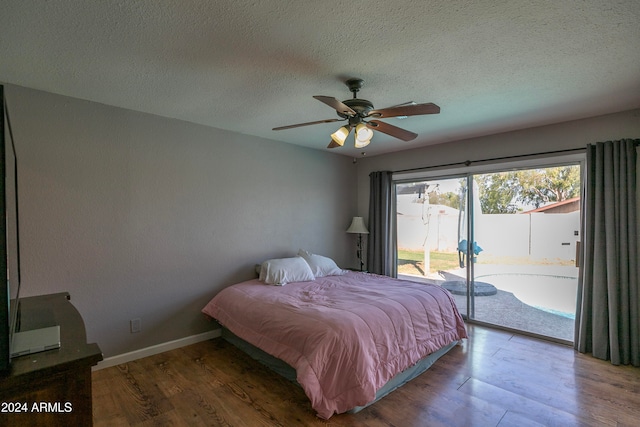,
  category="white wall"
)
[397,203,580,260]
[475,211,580,259]
[5,85,357,357]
